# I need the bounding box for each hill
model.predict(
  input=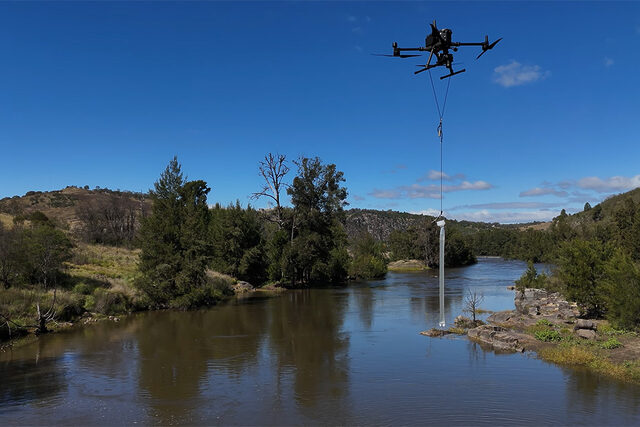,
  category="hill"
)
[0,186,150,234]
